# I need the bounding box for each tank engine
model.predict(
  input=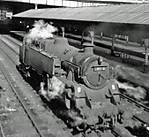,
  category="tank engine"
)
[20,34,111,90]
[18,29,141,137]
